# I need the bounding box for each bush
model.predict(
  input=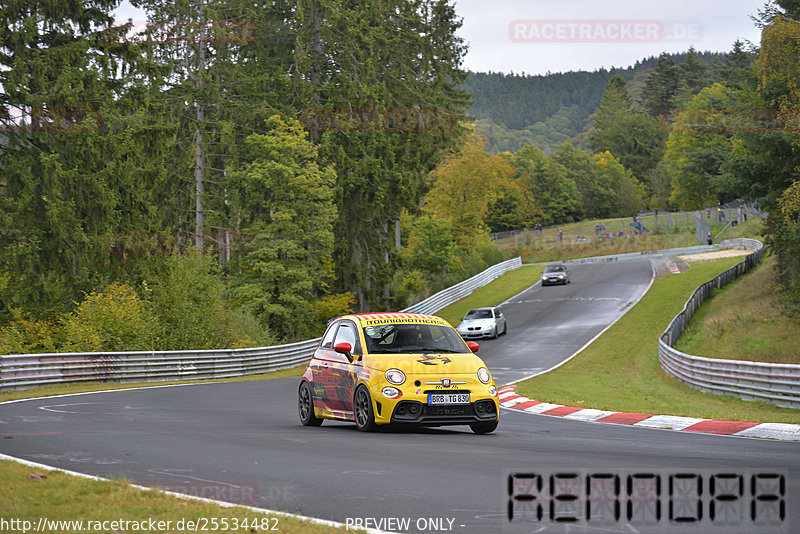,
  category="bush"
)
[64,282,157,351]
[144,253,240,350]
[311,292,356,333]
[0,312,65,354]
